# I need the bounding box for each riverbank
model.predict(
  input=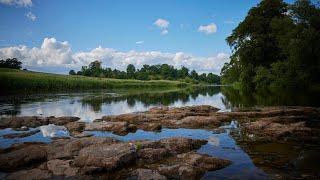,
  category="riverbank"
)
[0,105,319,179]
[0,68,189,94]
